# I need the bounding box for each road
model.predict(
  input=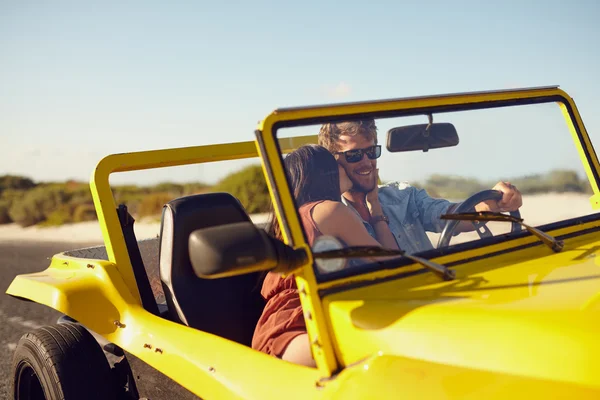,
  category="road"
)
[0,241,99,399]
